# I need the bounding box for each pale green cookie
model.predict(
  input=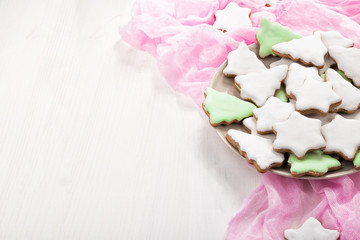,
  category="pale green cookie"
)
[354,151,360,169]
[203,88,257,127]
[256,18,302,58]
[274,85,288,102]
[288,151,341,177]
